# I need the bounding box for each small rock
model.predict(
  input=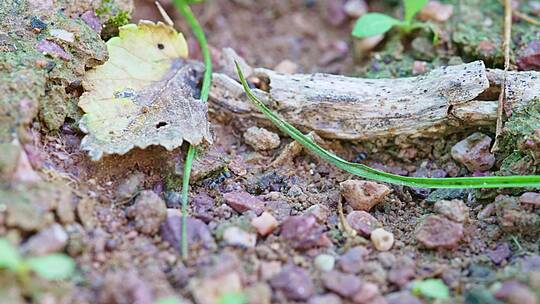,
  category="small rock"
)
[495,280,537,304]
[517,40,540,71]
[314,254,335,272]
[388,266,415,287]
[50,29,74,43]
[416,215,464,249]
[486,243,512,265]
[36,39,71,61]
[163,191,181,208]
[192,193,215,223]
[346,211,381,237]
[340,180,391,211]
[371,228,394,251]
[344,0,368,18]
[274,60,299,74]
[522,256,540,273]
[418,1,454,22]
[270,265,315,301]
[308,293,342,304]
[22,224,68,256]
[251,211,279,236]
[223,191,265,215]
[126,190,167,235]
[412,60,428,75]
[305,204,331,223]
[264,200,291,221]
[280,215,331,250]
[80,11,101,33]
[244,127,281,151]
[477,203,495,220]
[245,282,271,304]
[495,195,540,234]
[228,157,247,176]
[76,198,96,229]
[190,272,243,304]
[338,246,369,273]
[160,211,215,252]
[56,193,75,224]
[322,270,362,298]
[451,132,495,172]
[116,172,145,200]
[319,40,349,65]
[434,199,469,222]
[223,226,256,248]
[520,192,540,206]
[353,282,381,304]
[100,270,153,304]
[260,261,282,281]
[324,0,347,26]
[386,291,423,304]
[476,40,498,59]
